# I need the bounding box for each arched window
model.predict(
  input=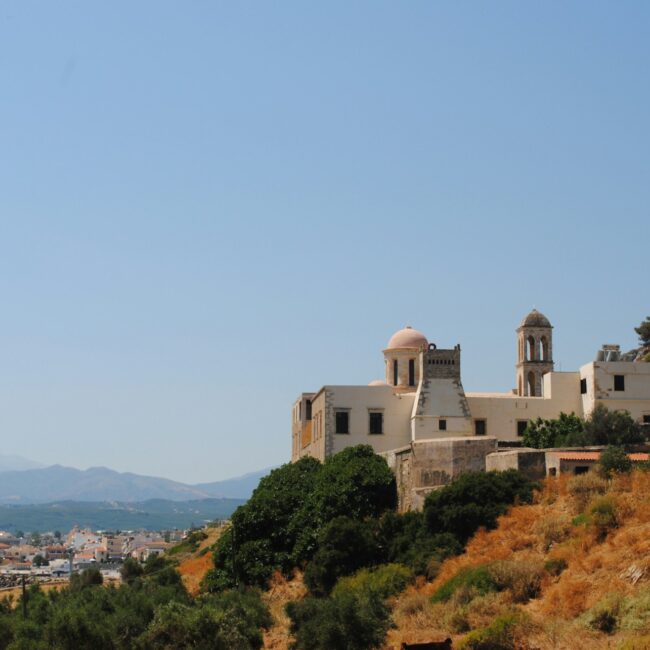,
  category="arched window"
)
[393,359,398,386]
[527,371,536,396]
[526,336,535,361]
[540,336,549,361]
[408,359,415,386]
